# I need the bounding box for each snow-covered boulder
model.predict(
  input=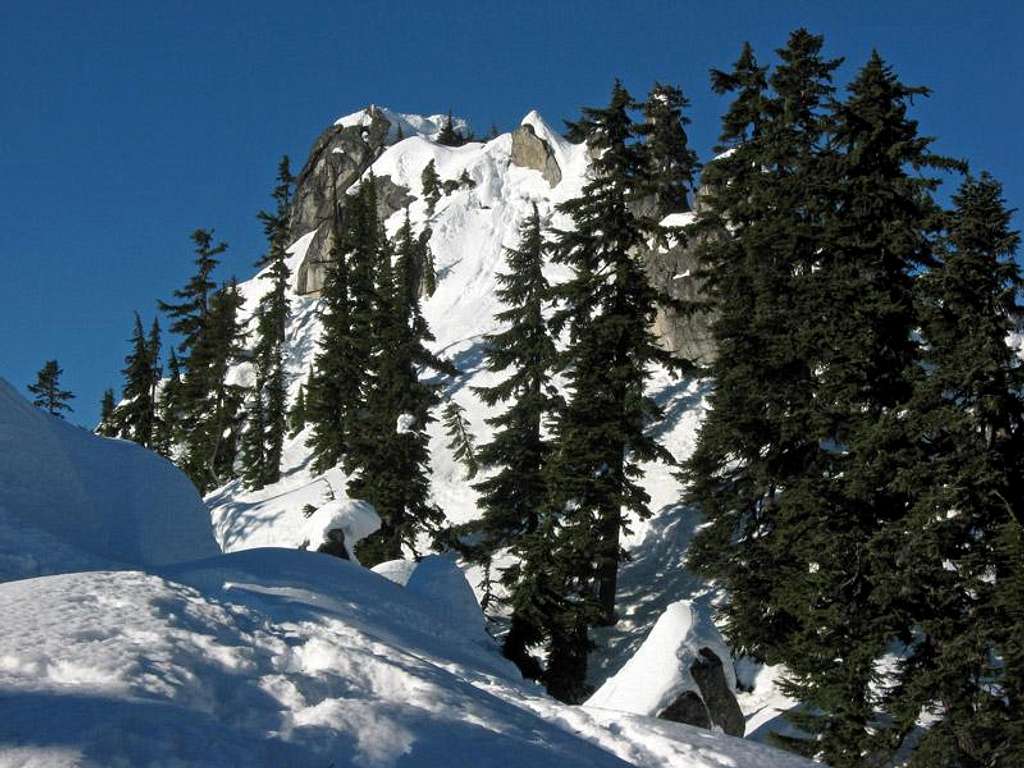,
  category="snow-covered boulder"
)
[0,378,218,582]
[587,600,745,736]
